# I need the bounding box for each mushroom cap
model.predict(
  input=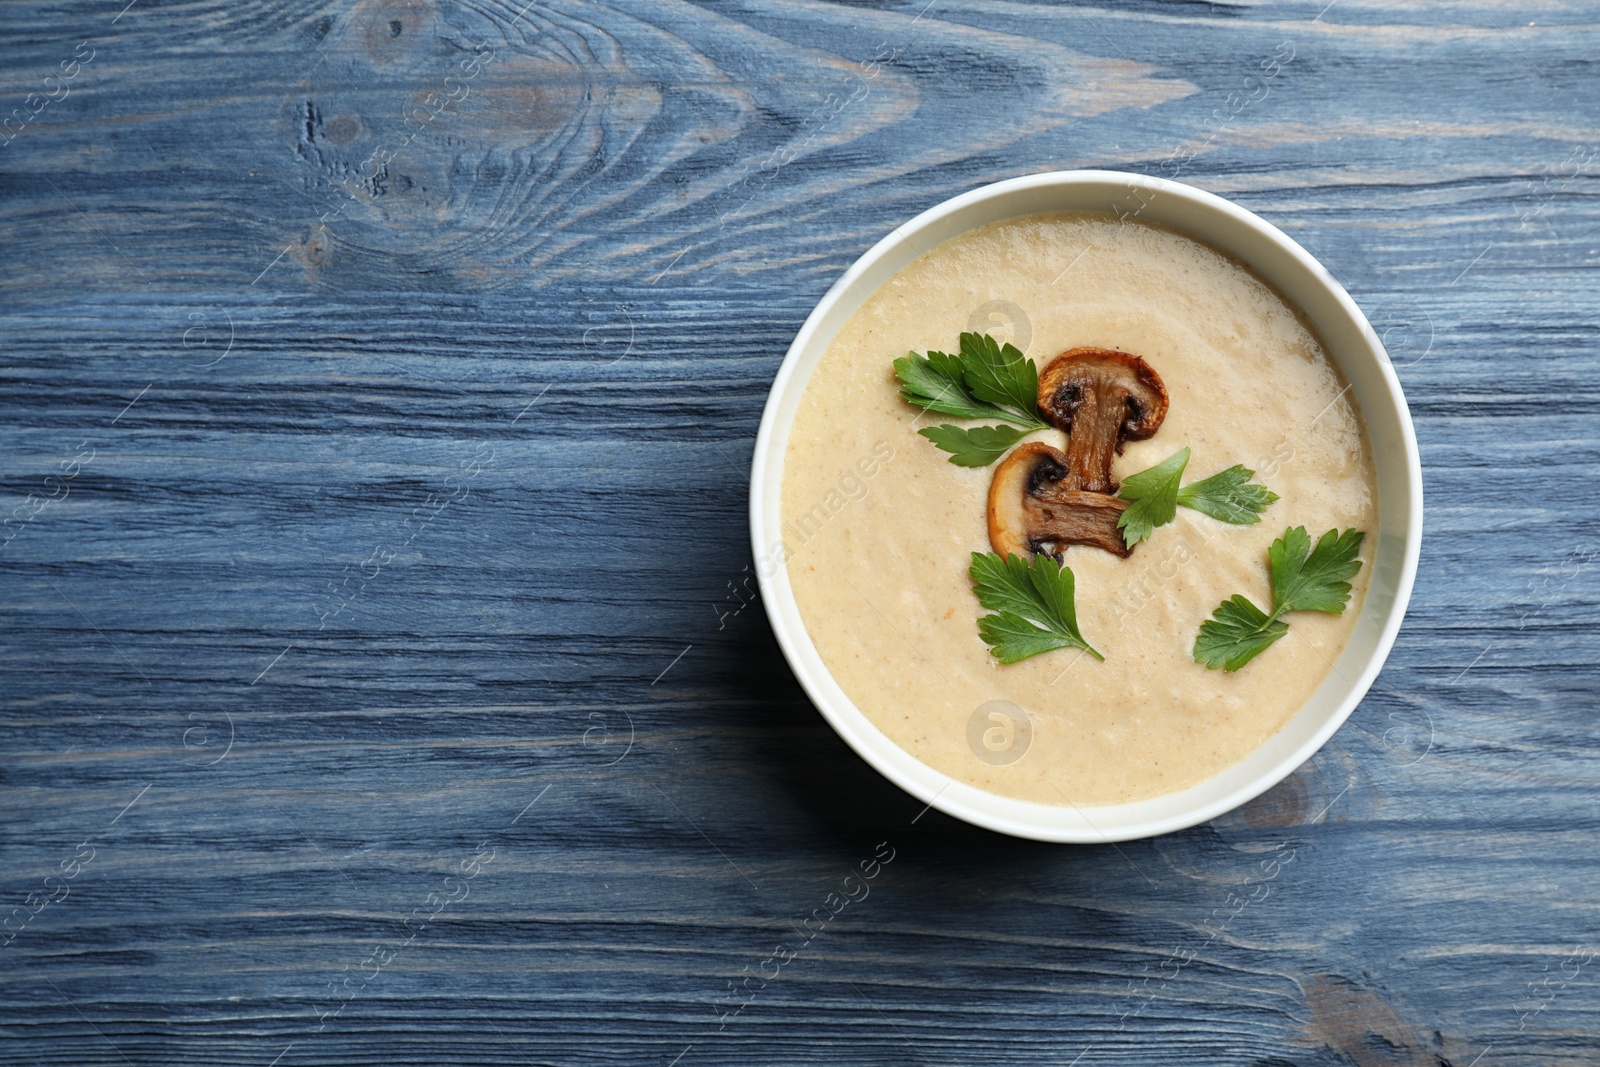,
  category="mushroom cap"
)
[1037,347,1169,443]
[988,441,1132,560]
[988,442,1056,559]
